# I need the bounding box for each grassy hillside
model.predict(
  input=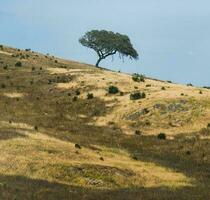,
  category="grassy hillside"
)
[0,45,209,199]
